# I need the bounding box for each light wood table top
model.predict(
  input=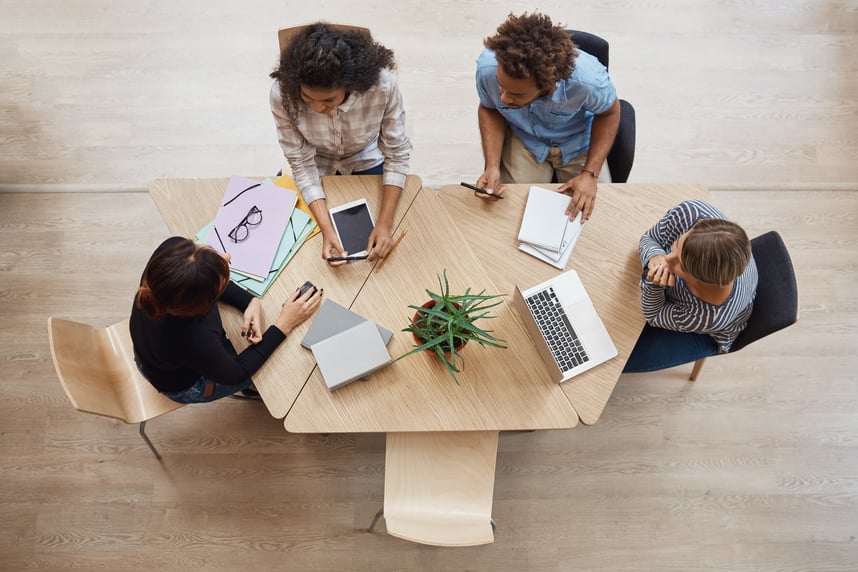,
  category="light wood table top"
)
[148,175,422,418]
[283,187,580,432]
[438,183,709,425]
[148,177,707,431]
